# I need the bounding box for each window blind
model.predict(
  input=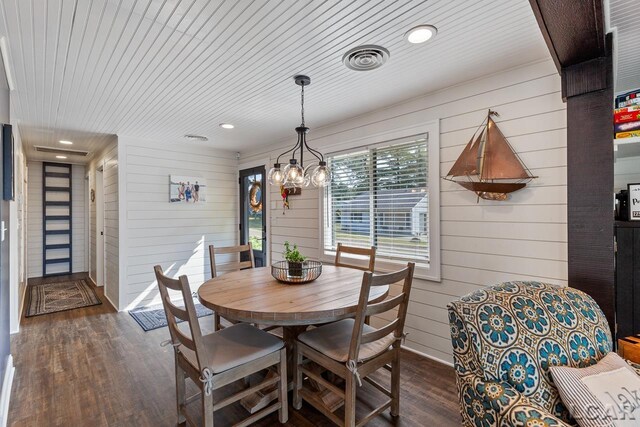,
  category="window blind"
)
[324,135,430,262]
